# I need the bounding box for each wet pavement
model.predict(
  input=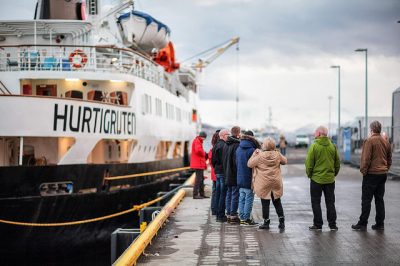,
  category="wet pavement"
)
[138,163,400,265]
